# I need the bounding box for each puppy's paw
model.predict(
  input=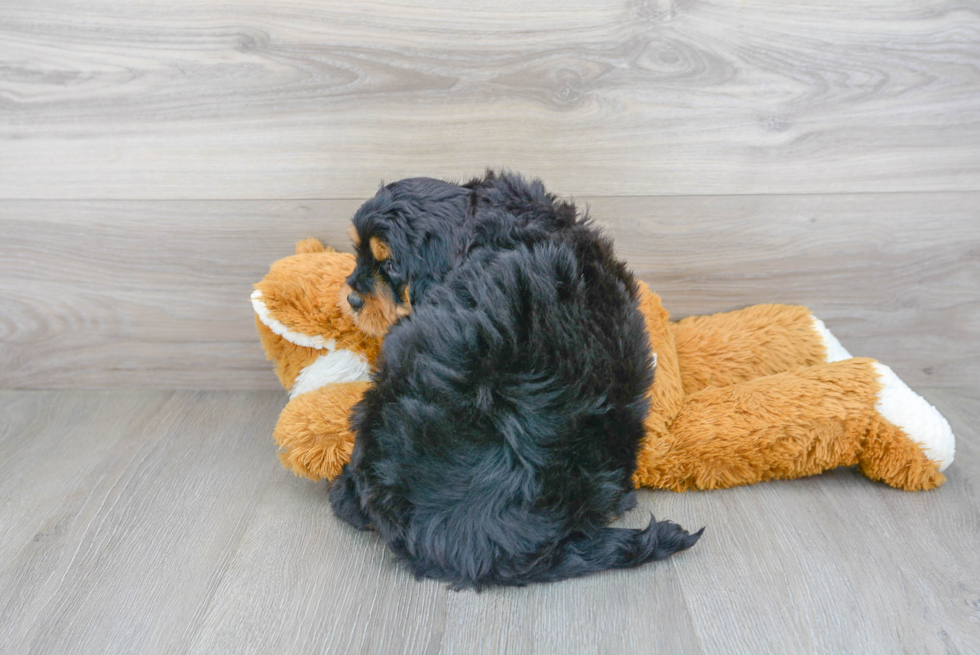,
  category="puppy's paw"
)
[329,469,375,531]
[645,515,704,560]
[614,491,638,516]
